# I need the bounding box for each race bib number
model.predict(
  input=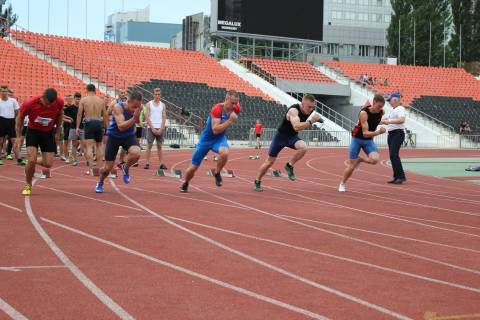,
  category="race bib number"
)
[34,116,53,126]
